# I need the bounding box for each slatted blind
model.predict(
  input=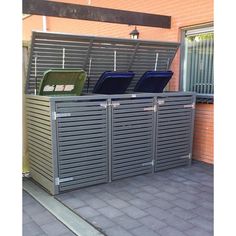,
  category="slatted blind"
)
[183,29,214,95]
